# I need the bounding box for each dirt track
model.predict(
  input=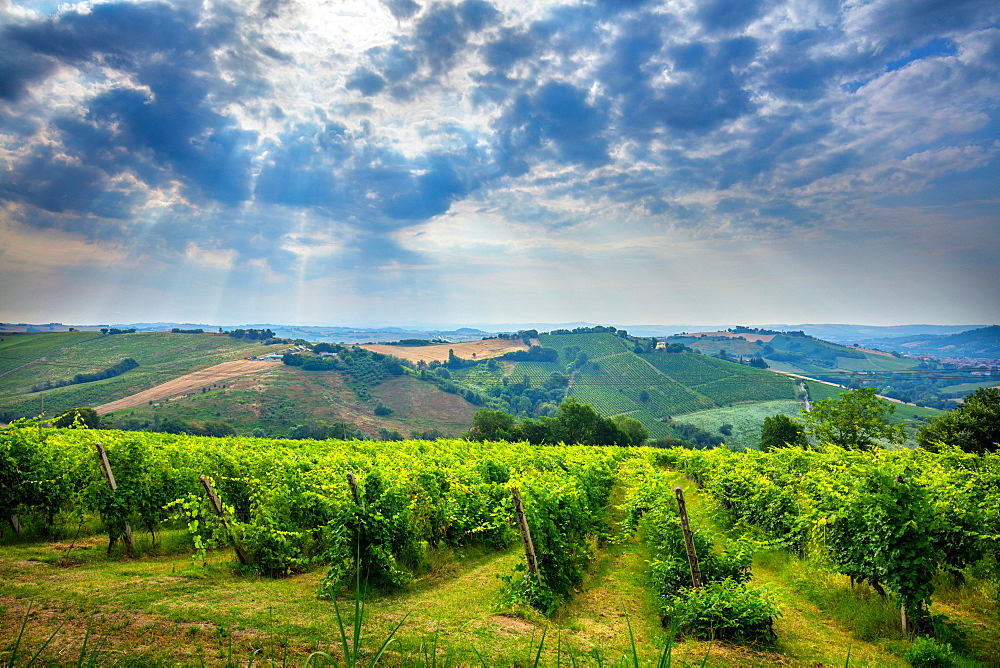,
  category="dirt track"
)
[95,359,276,414]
